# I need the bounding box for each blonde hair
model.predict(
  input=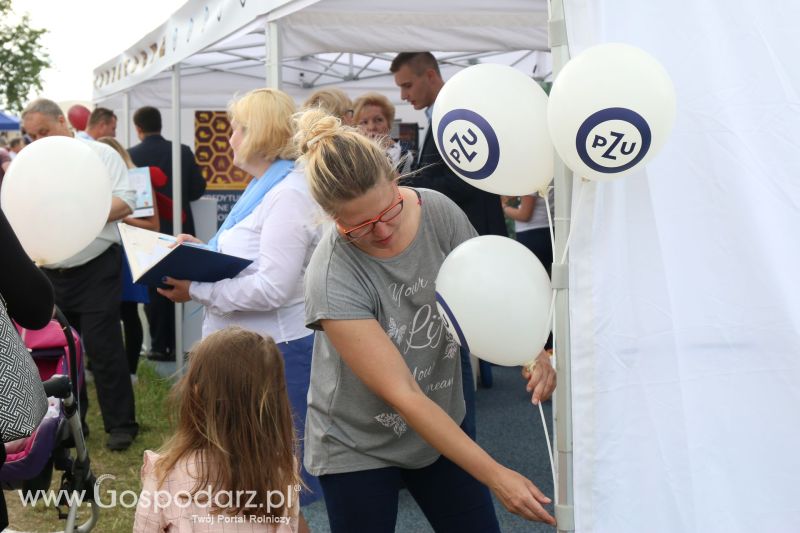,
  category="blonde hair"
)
[353,92,395,125]
[155,327,300,519]
[302,88,353,120]
[227,88,297,164]
[294,109,394,215]
[97,136,135,169]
